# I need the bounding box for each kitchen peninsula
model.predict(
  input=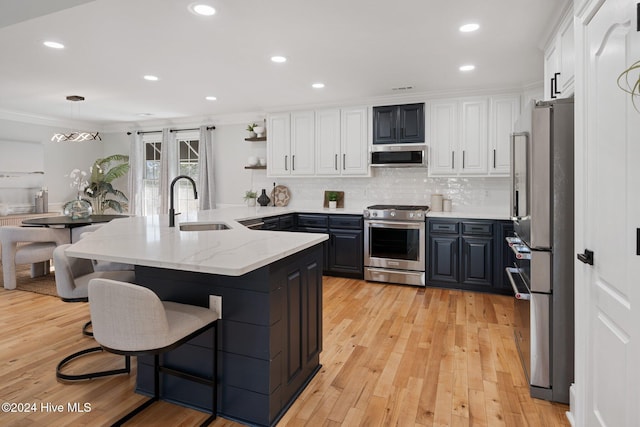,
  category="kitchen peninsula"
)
[66,208,328,427]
